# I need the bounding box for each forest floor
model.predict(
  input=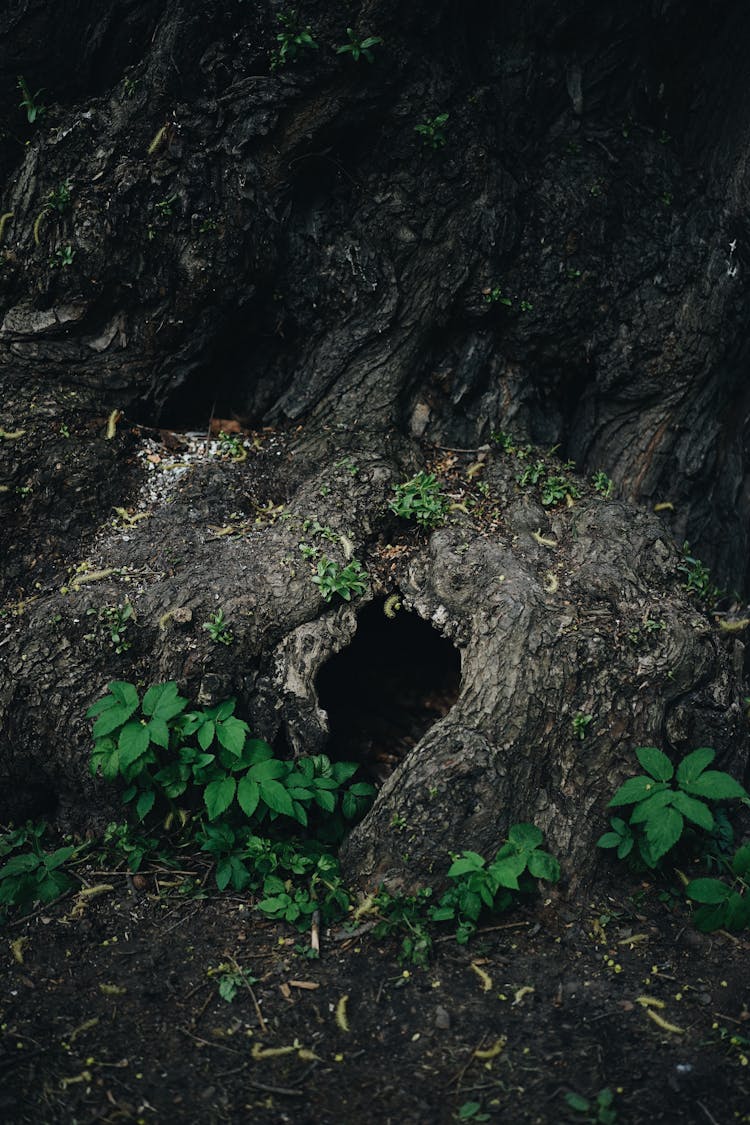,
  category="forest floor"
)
[2,856,749,1125]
